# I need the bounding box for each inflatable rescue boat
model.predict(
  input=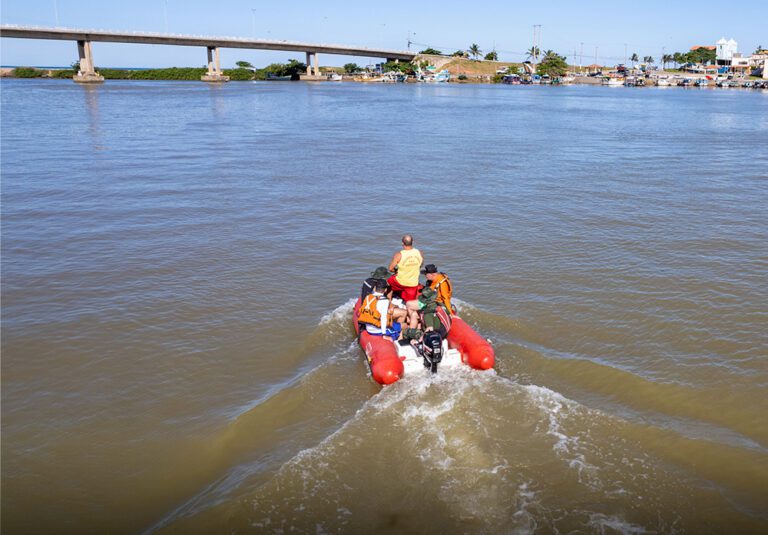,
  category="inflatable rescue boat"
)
[353,298,495,385]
